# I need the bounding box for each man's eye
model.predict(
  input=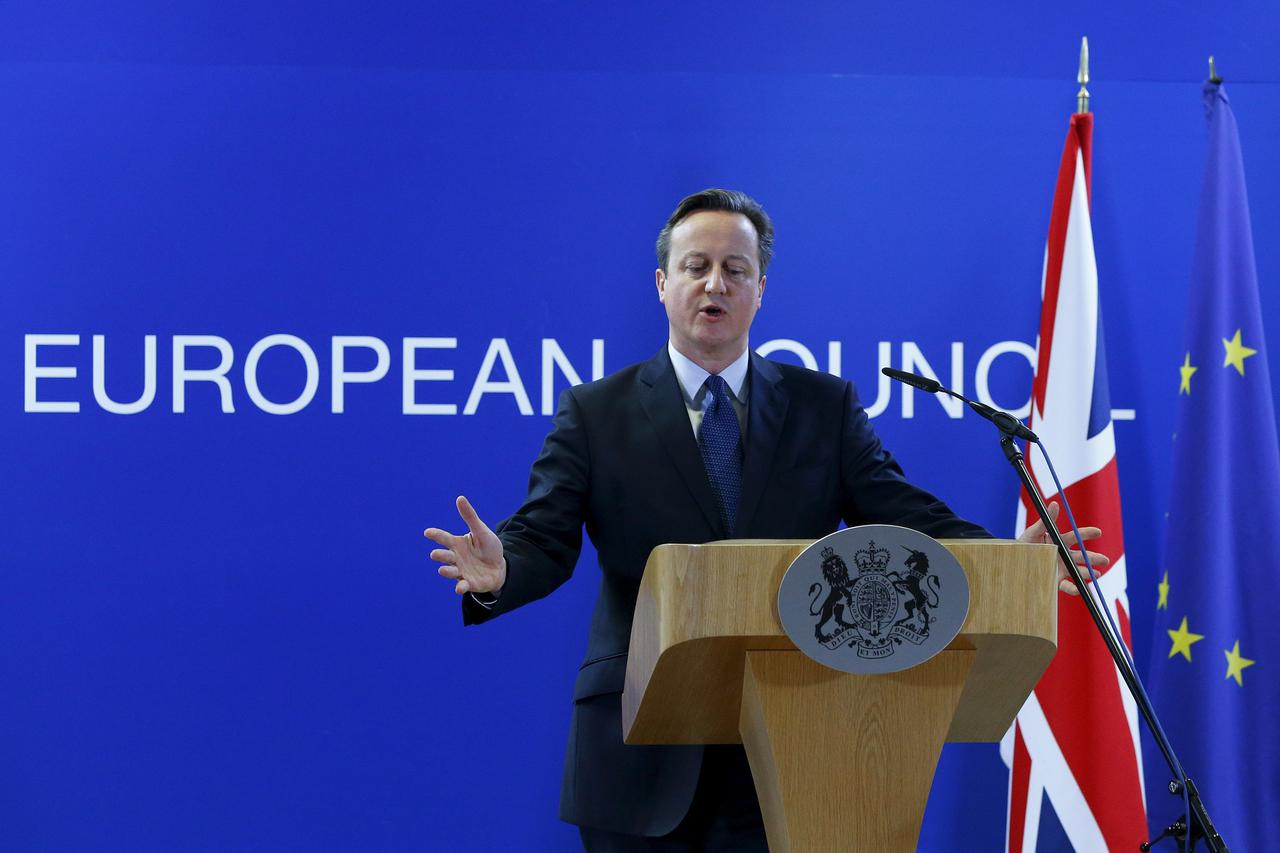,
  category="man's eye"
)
[728,268,746,277]
[686,264,707,274]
